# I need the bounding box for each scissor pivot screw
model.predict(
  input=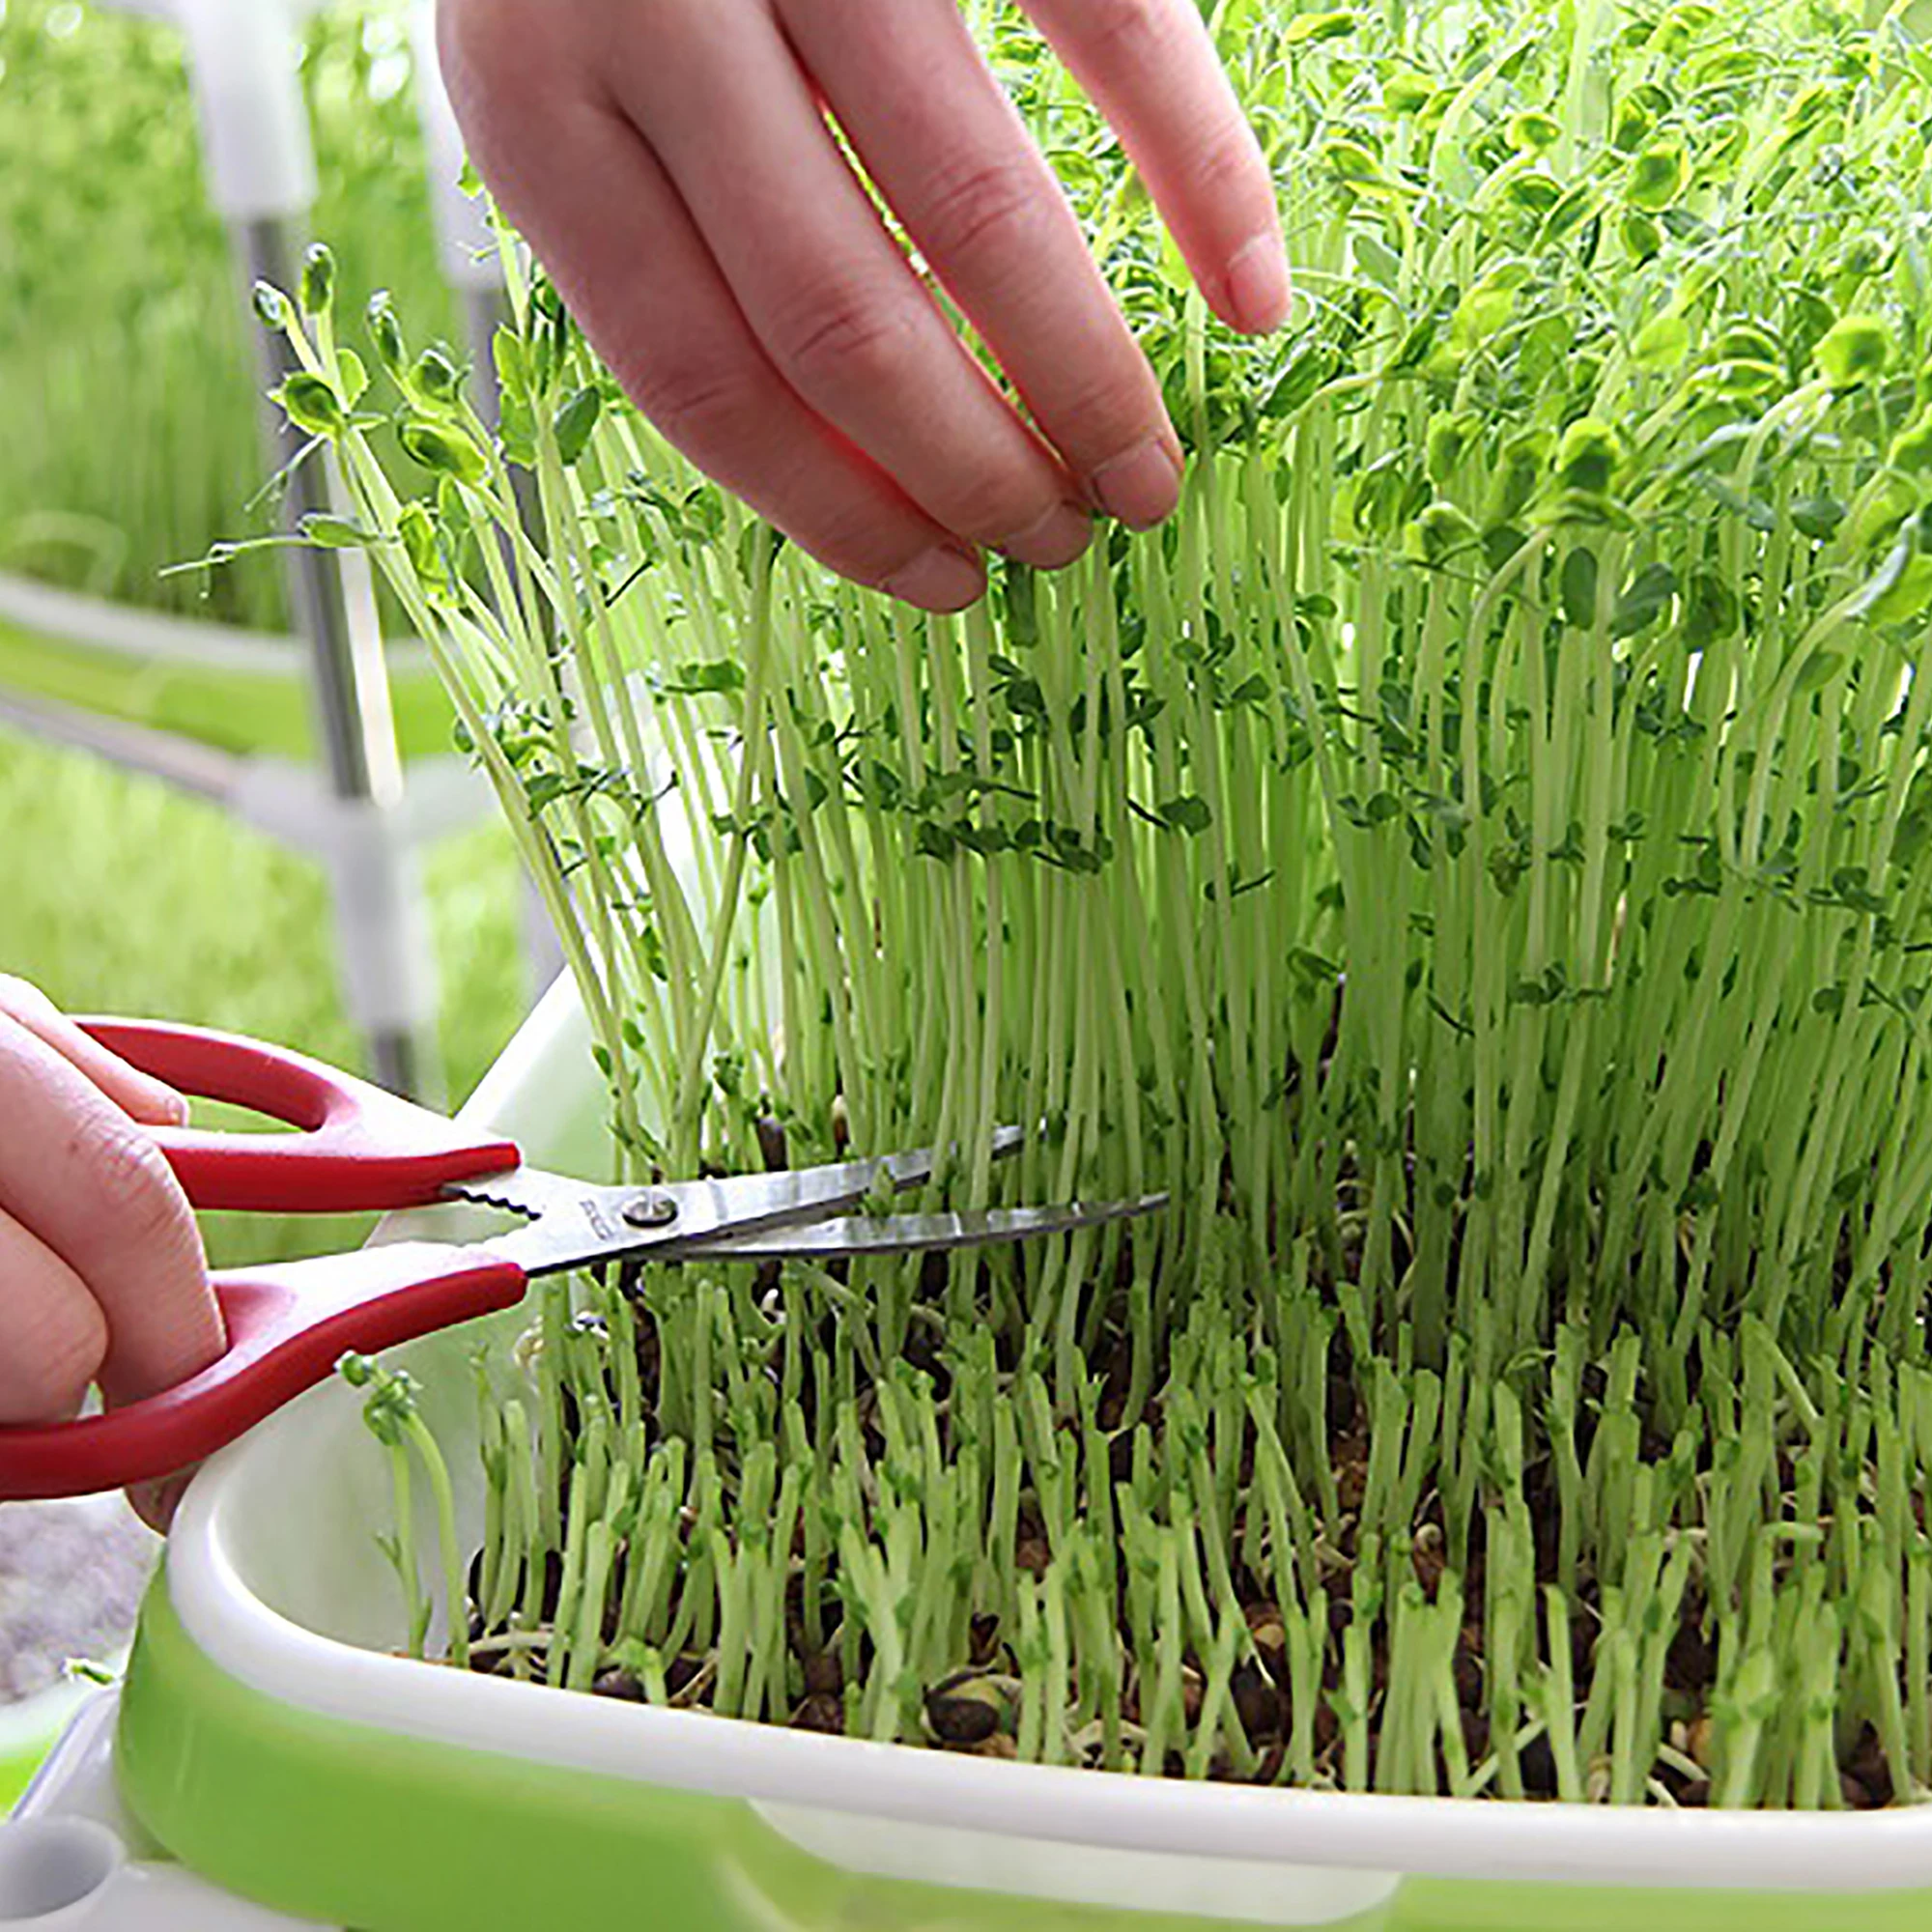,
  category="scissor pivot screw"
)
[623,1192,679,1229]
